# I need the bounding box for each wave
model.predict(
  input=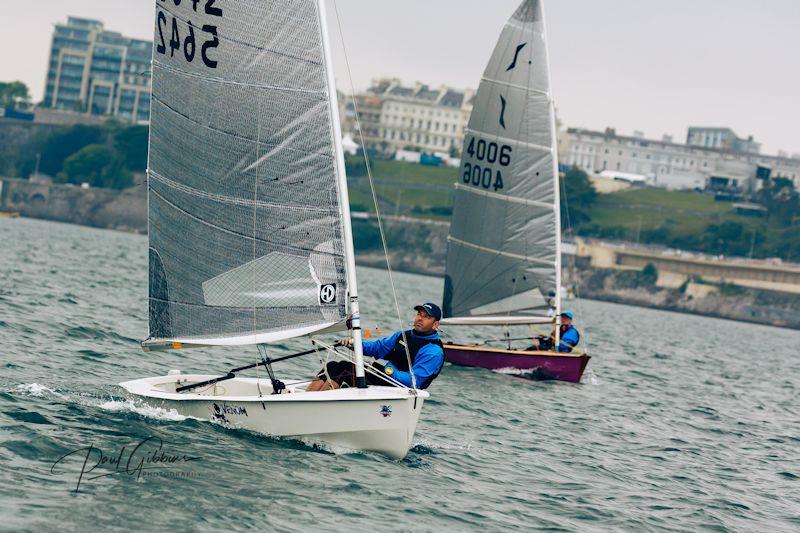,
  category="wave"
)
[15,383,68,399]
[96,398,191,422]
